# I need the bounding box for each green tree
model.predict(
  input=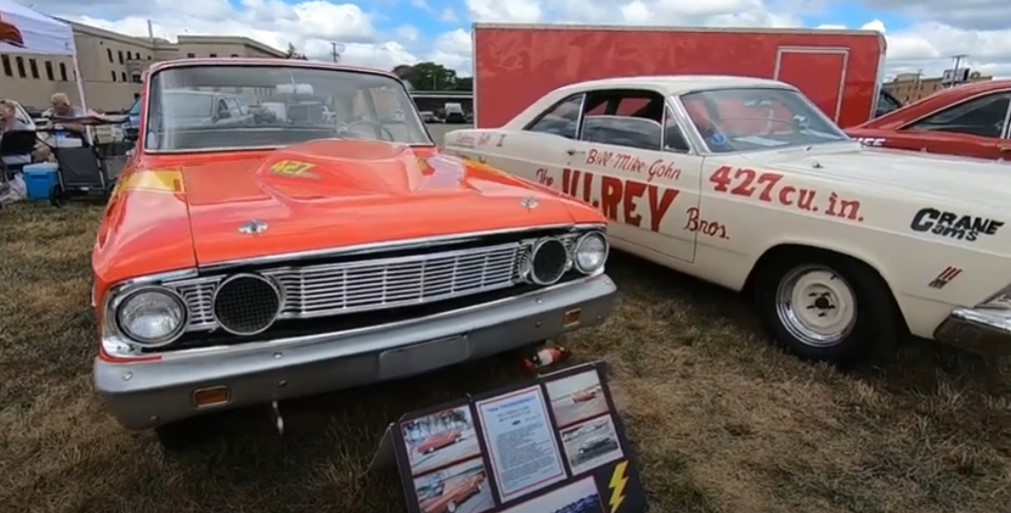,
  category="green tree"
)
[453,76,473,92]
[407,61,457,90]
[284,42,307,60]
